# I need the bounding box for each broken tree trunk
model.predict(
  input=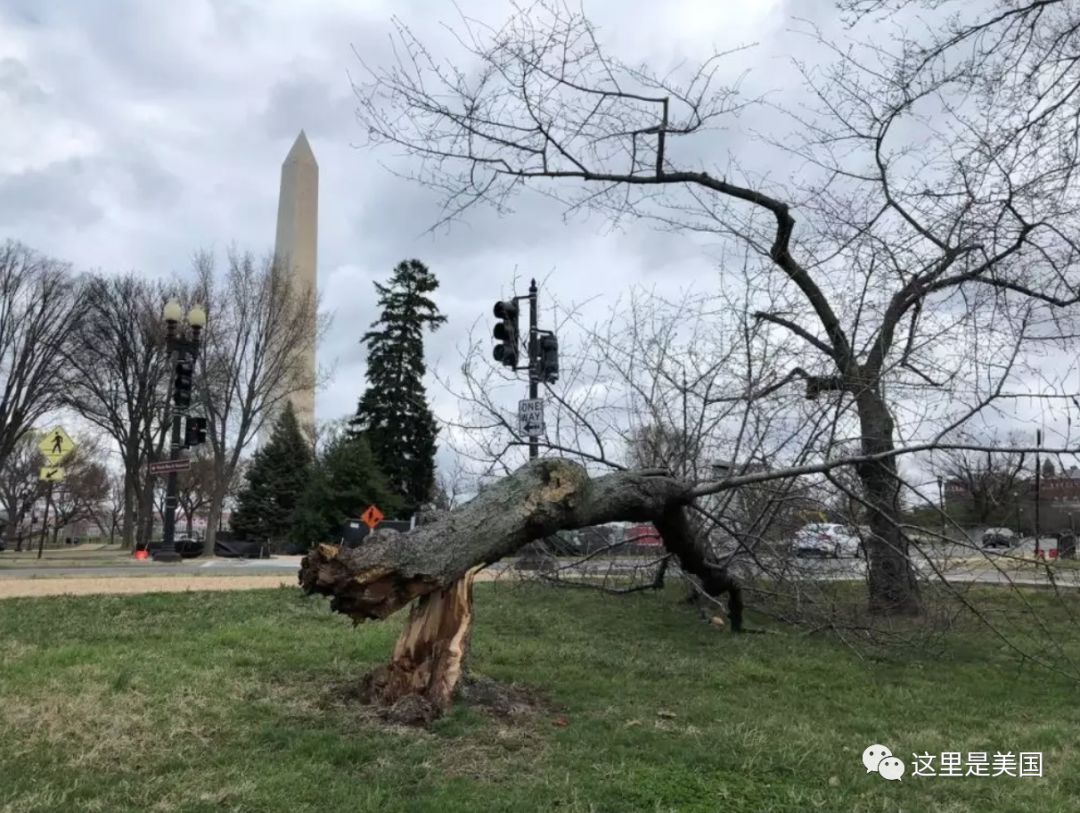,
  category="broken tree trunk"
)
[358,566,482,724]
[299,458,741,718]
